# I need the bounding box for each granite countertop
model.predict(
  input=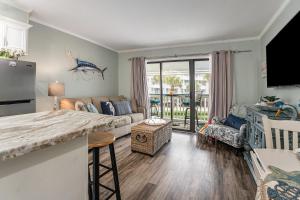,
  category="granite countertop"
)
[0,110,115,161]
